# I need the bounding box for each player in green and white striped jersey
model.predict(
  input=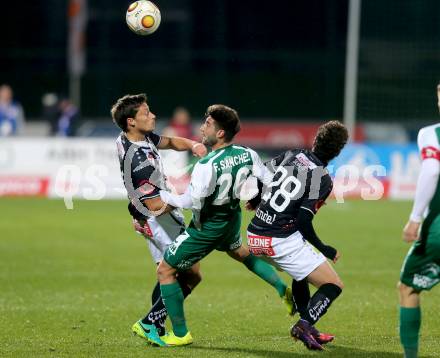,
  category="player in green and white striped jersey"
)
[398,85,440,358]
[157,104,292,346]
